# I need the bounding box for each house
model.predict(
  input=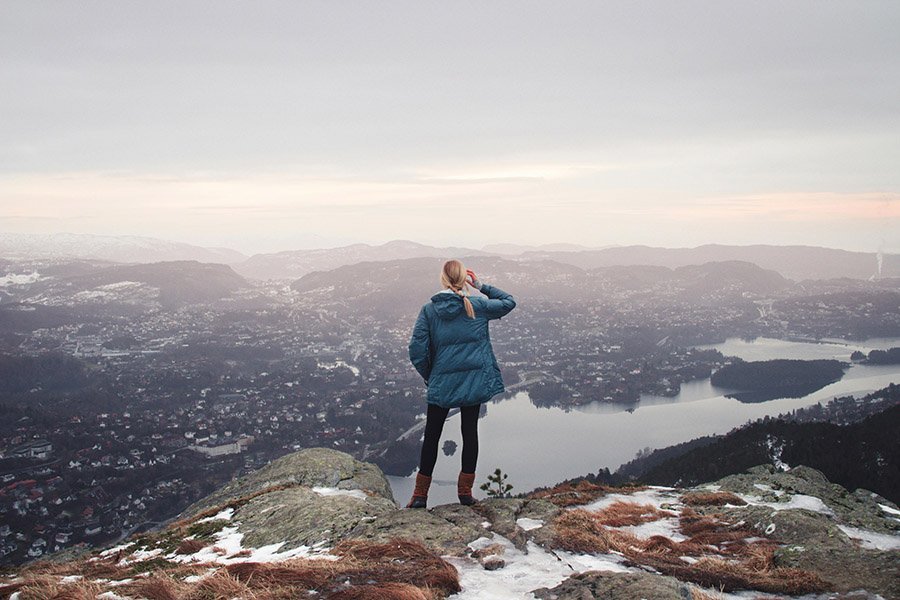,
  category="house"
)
[9,440,53,460]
